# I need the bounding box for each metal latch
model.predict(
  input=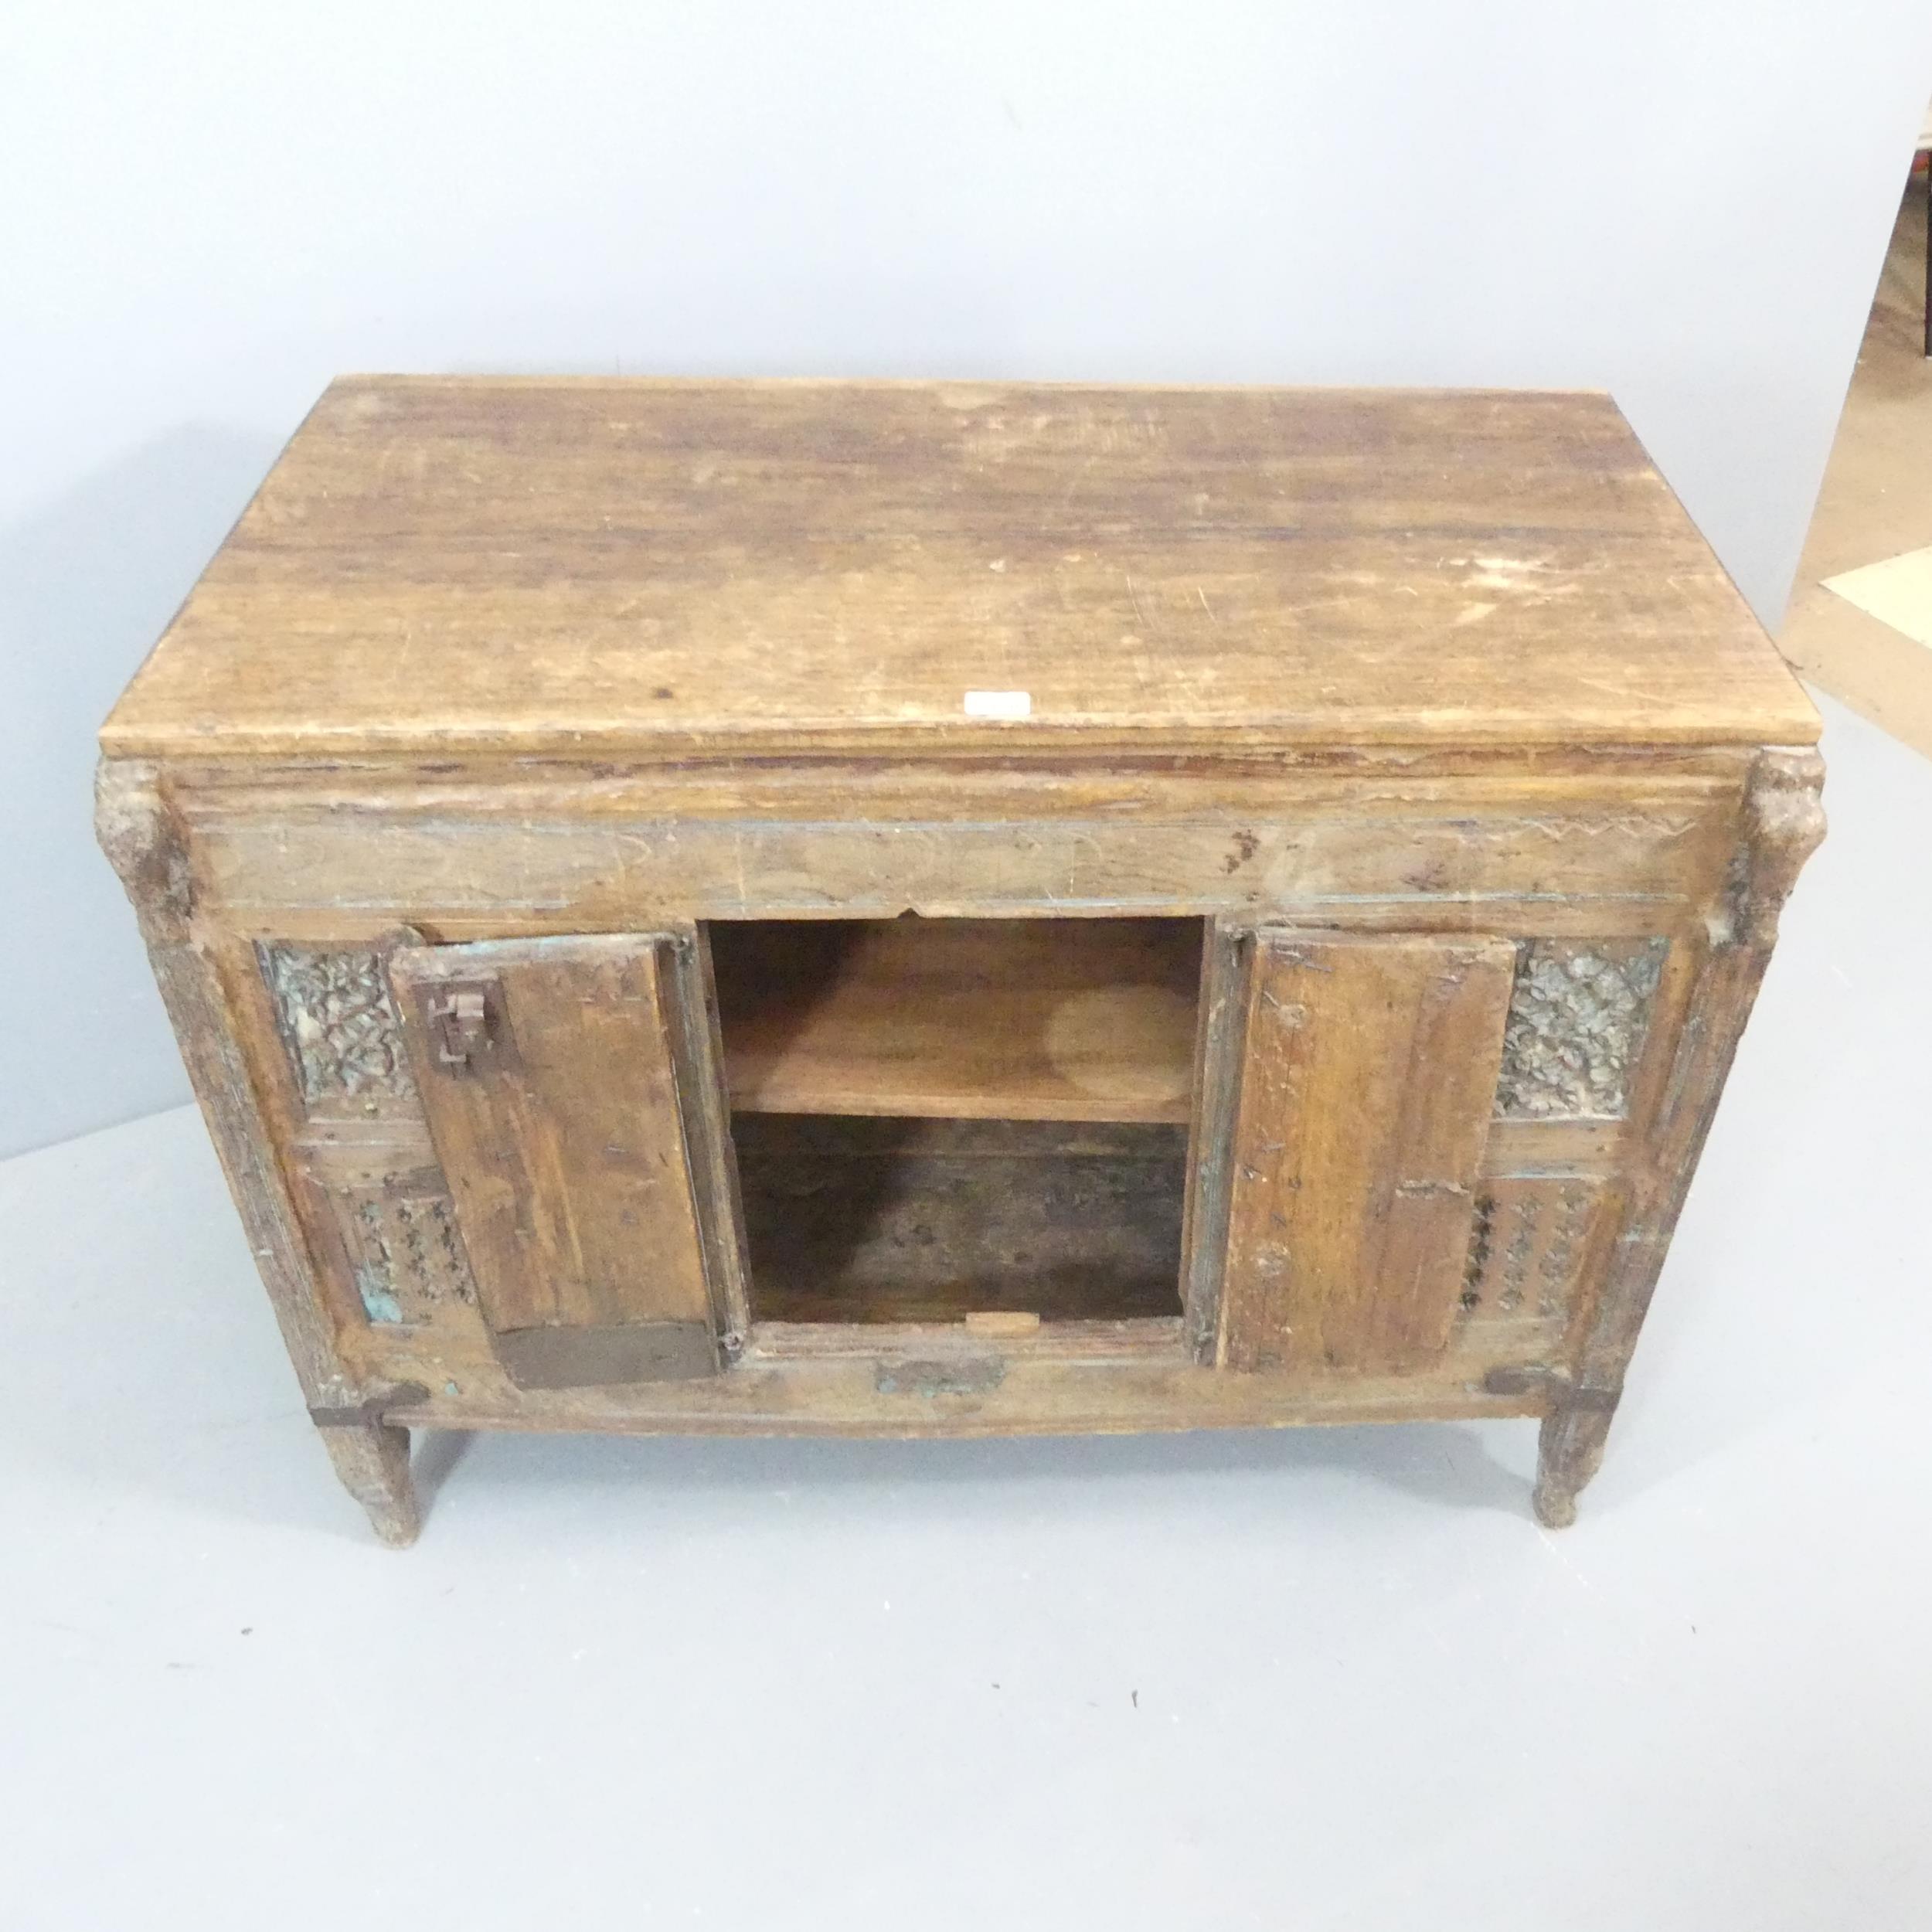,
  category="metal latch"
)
[427,983,492,1071]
